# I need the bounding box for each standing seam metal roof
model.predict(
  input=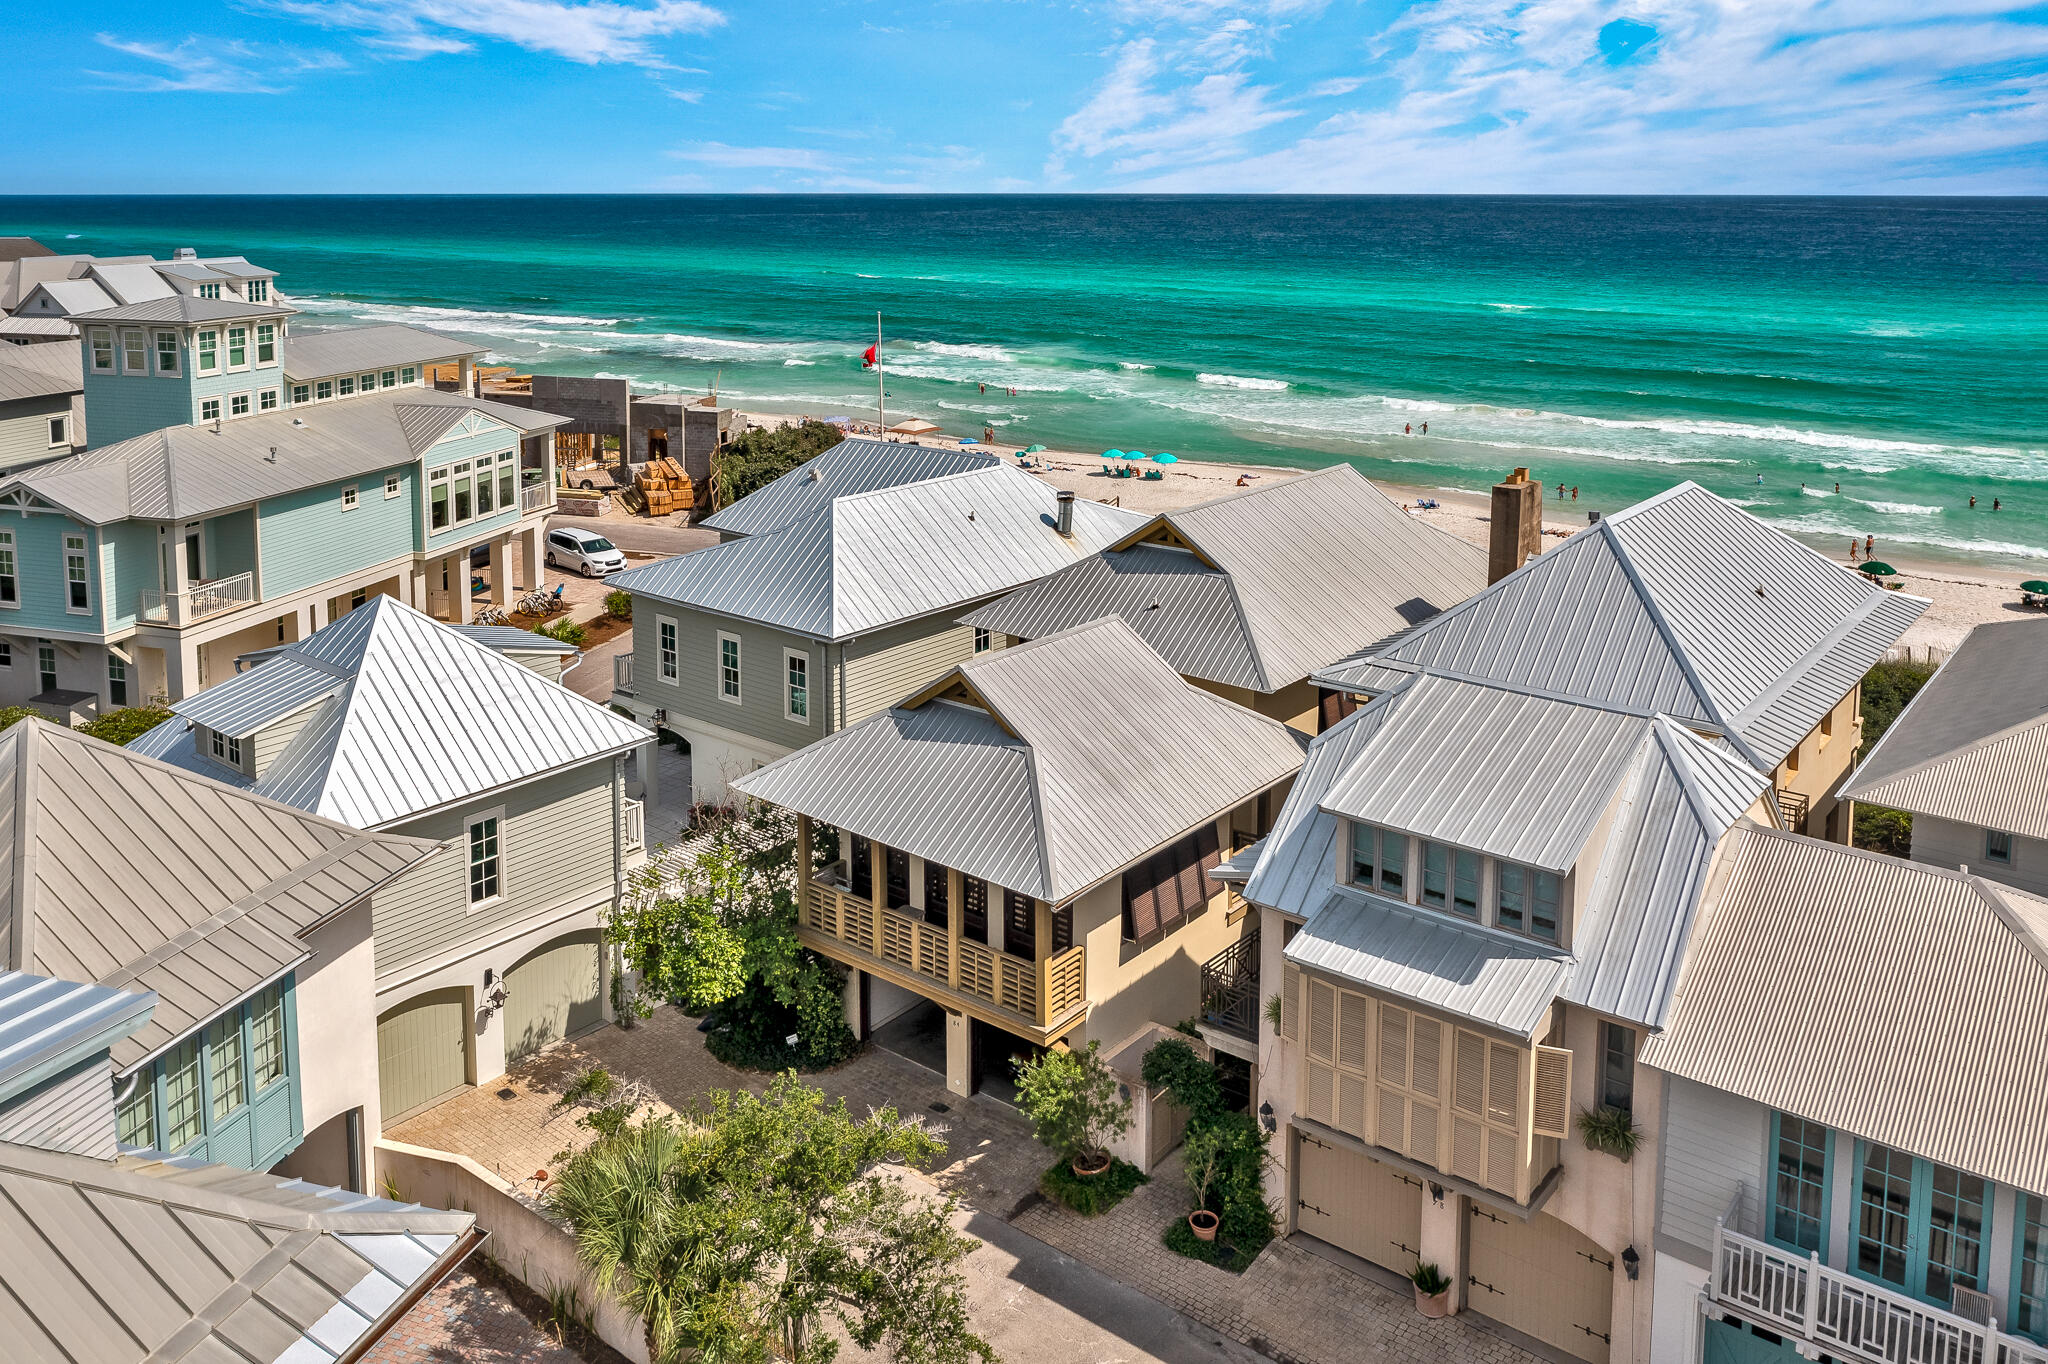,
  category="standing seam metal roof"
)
[701,438,1001,538]
[283,324,485,379]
